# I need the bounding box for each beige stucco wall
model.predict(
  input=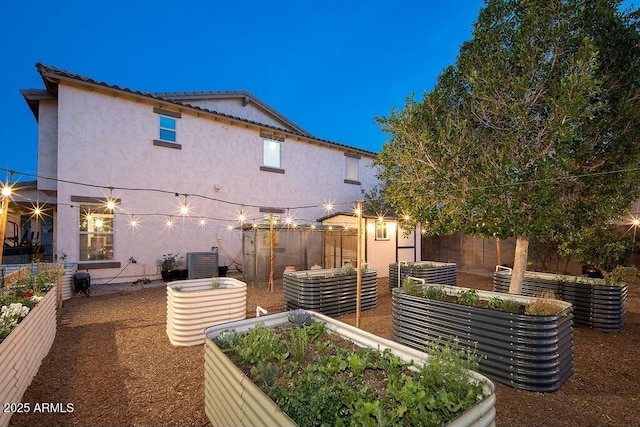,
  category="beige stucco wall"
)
[37,100,58,192]
[51,84,378,283]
